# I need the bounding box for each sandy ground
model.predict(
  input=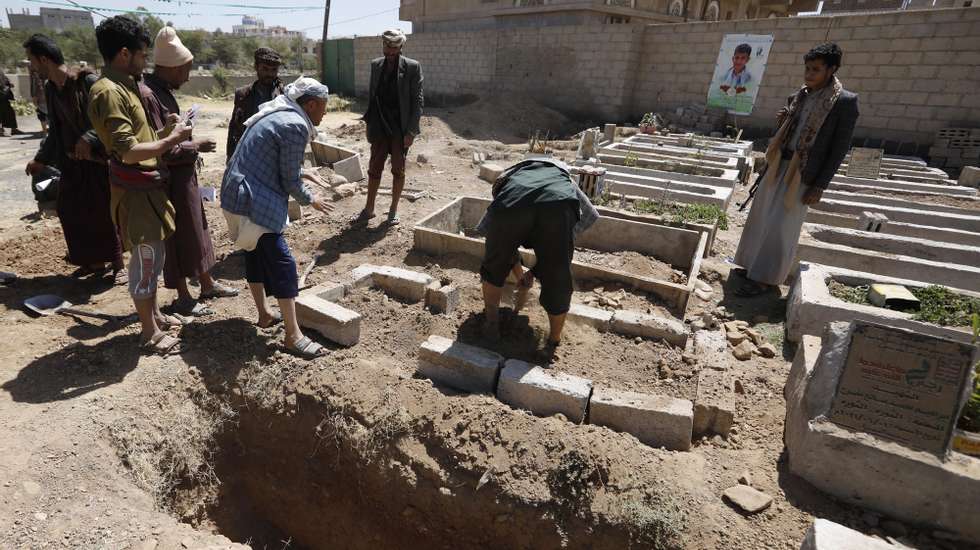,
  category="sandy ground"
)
[0,96,970,550]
